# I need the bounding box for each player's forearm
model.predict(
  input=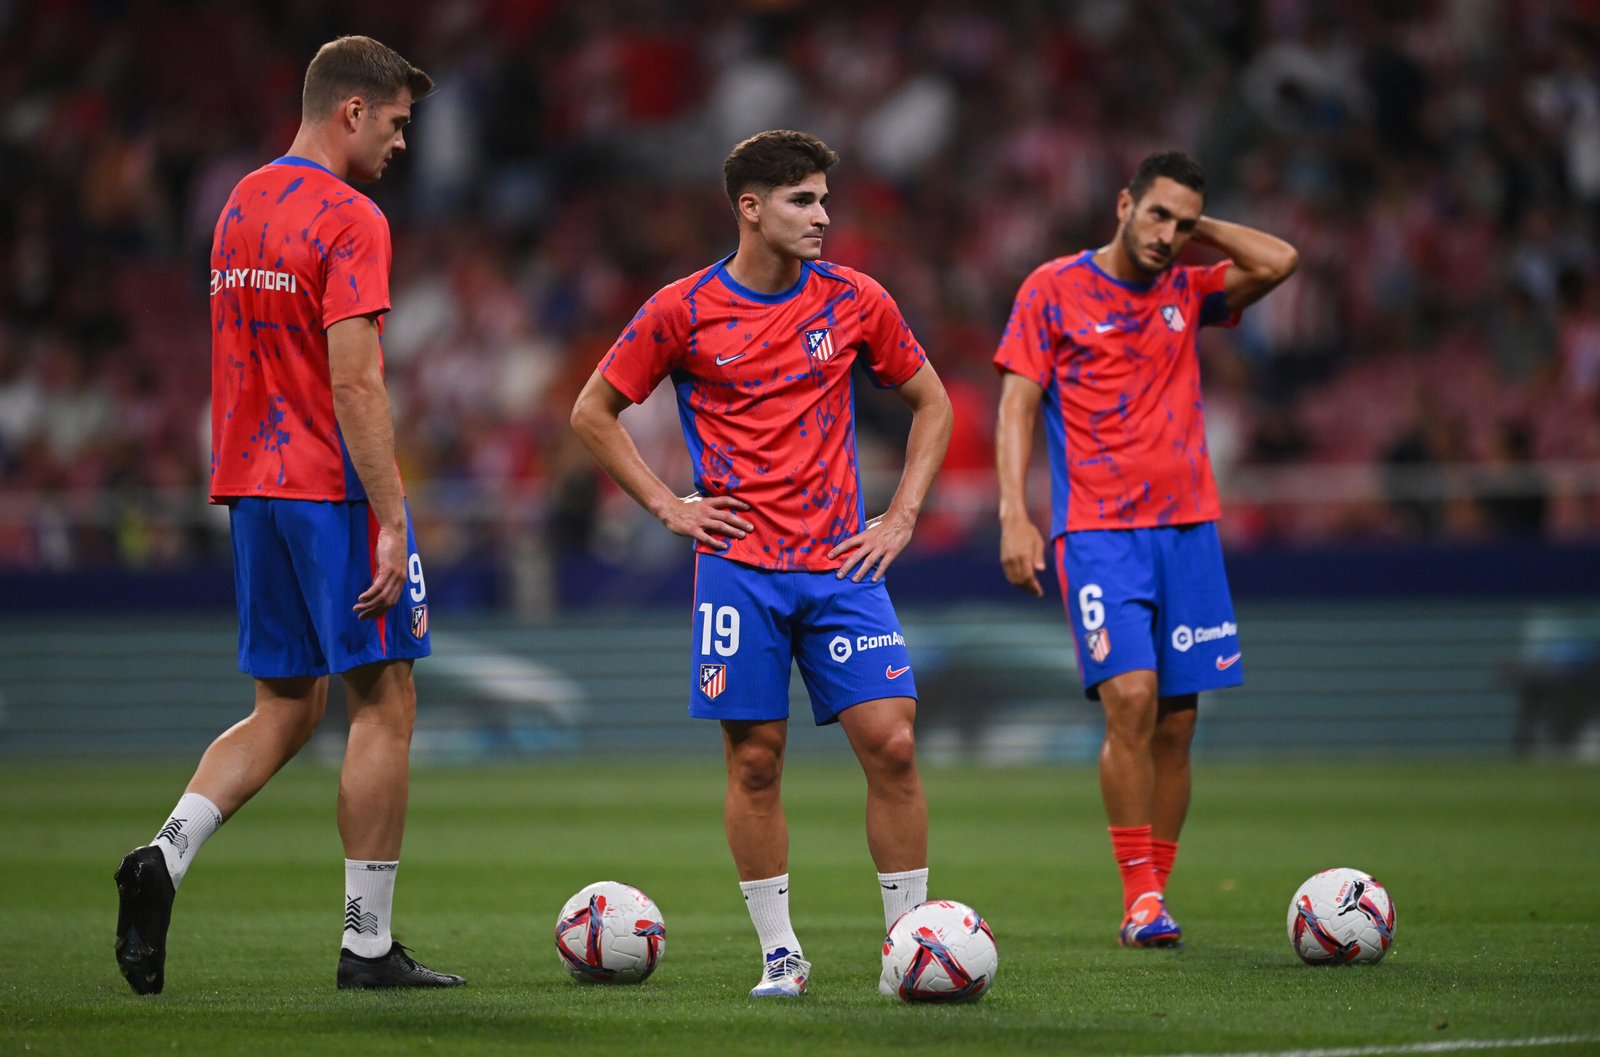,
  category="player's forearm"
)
[1192,216,1299,286]
[328,316,406,531]
[995,380,1039,525]
[332,378,407,532]
[886,393,953,521]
